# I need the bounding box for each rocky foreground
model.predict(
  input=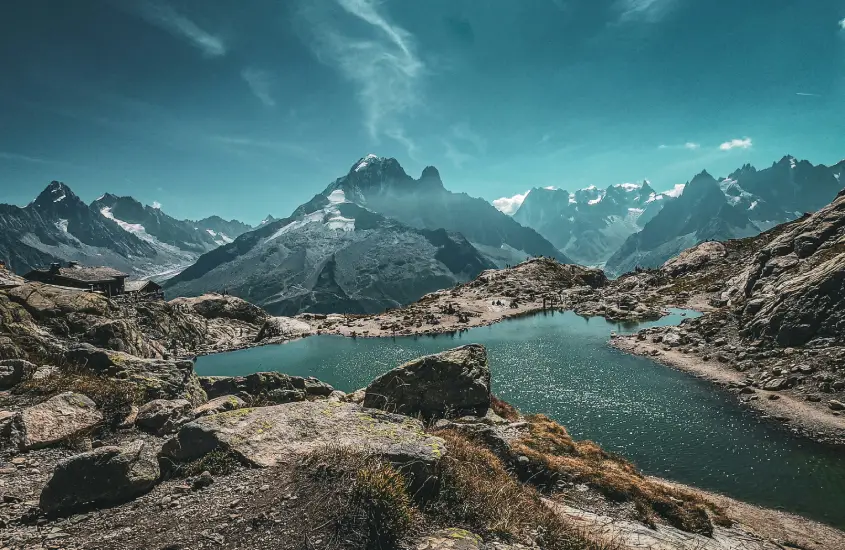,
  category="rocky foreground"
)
[2,343,842,550]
